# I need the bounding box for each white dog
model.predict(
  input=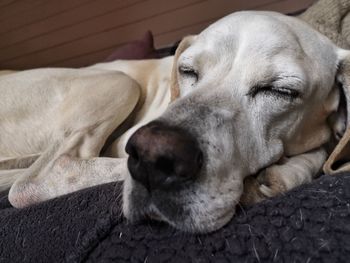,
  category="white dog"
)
[1,11,349,233]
